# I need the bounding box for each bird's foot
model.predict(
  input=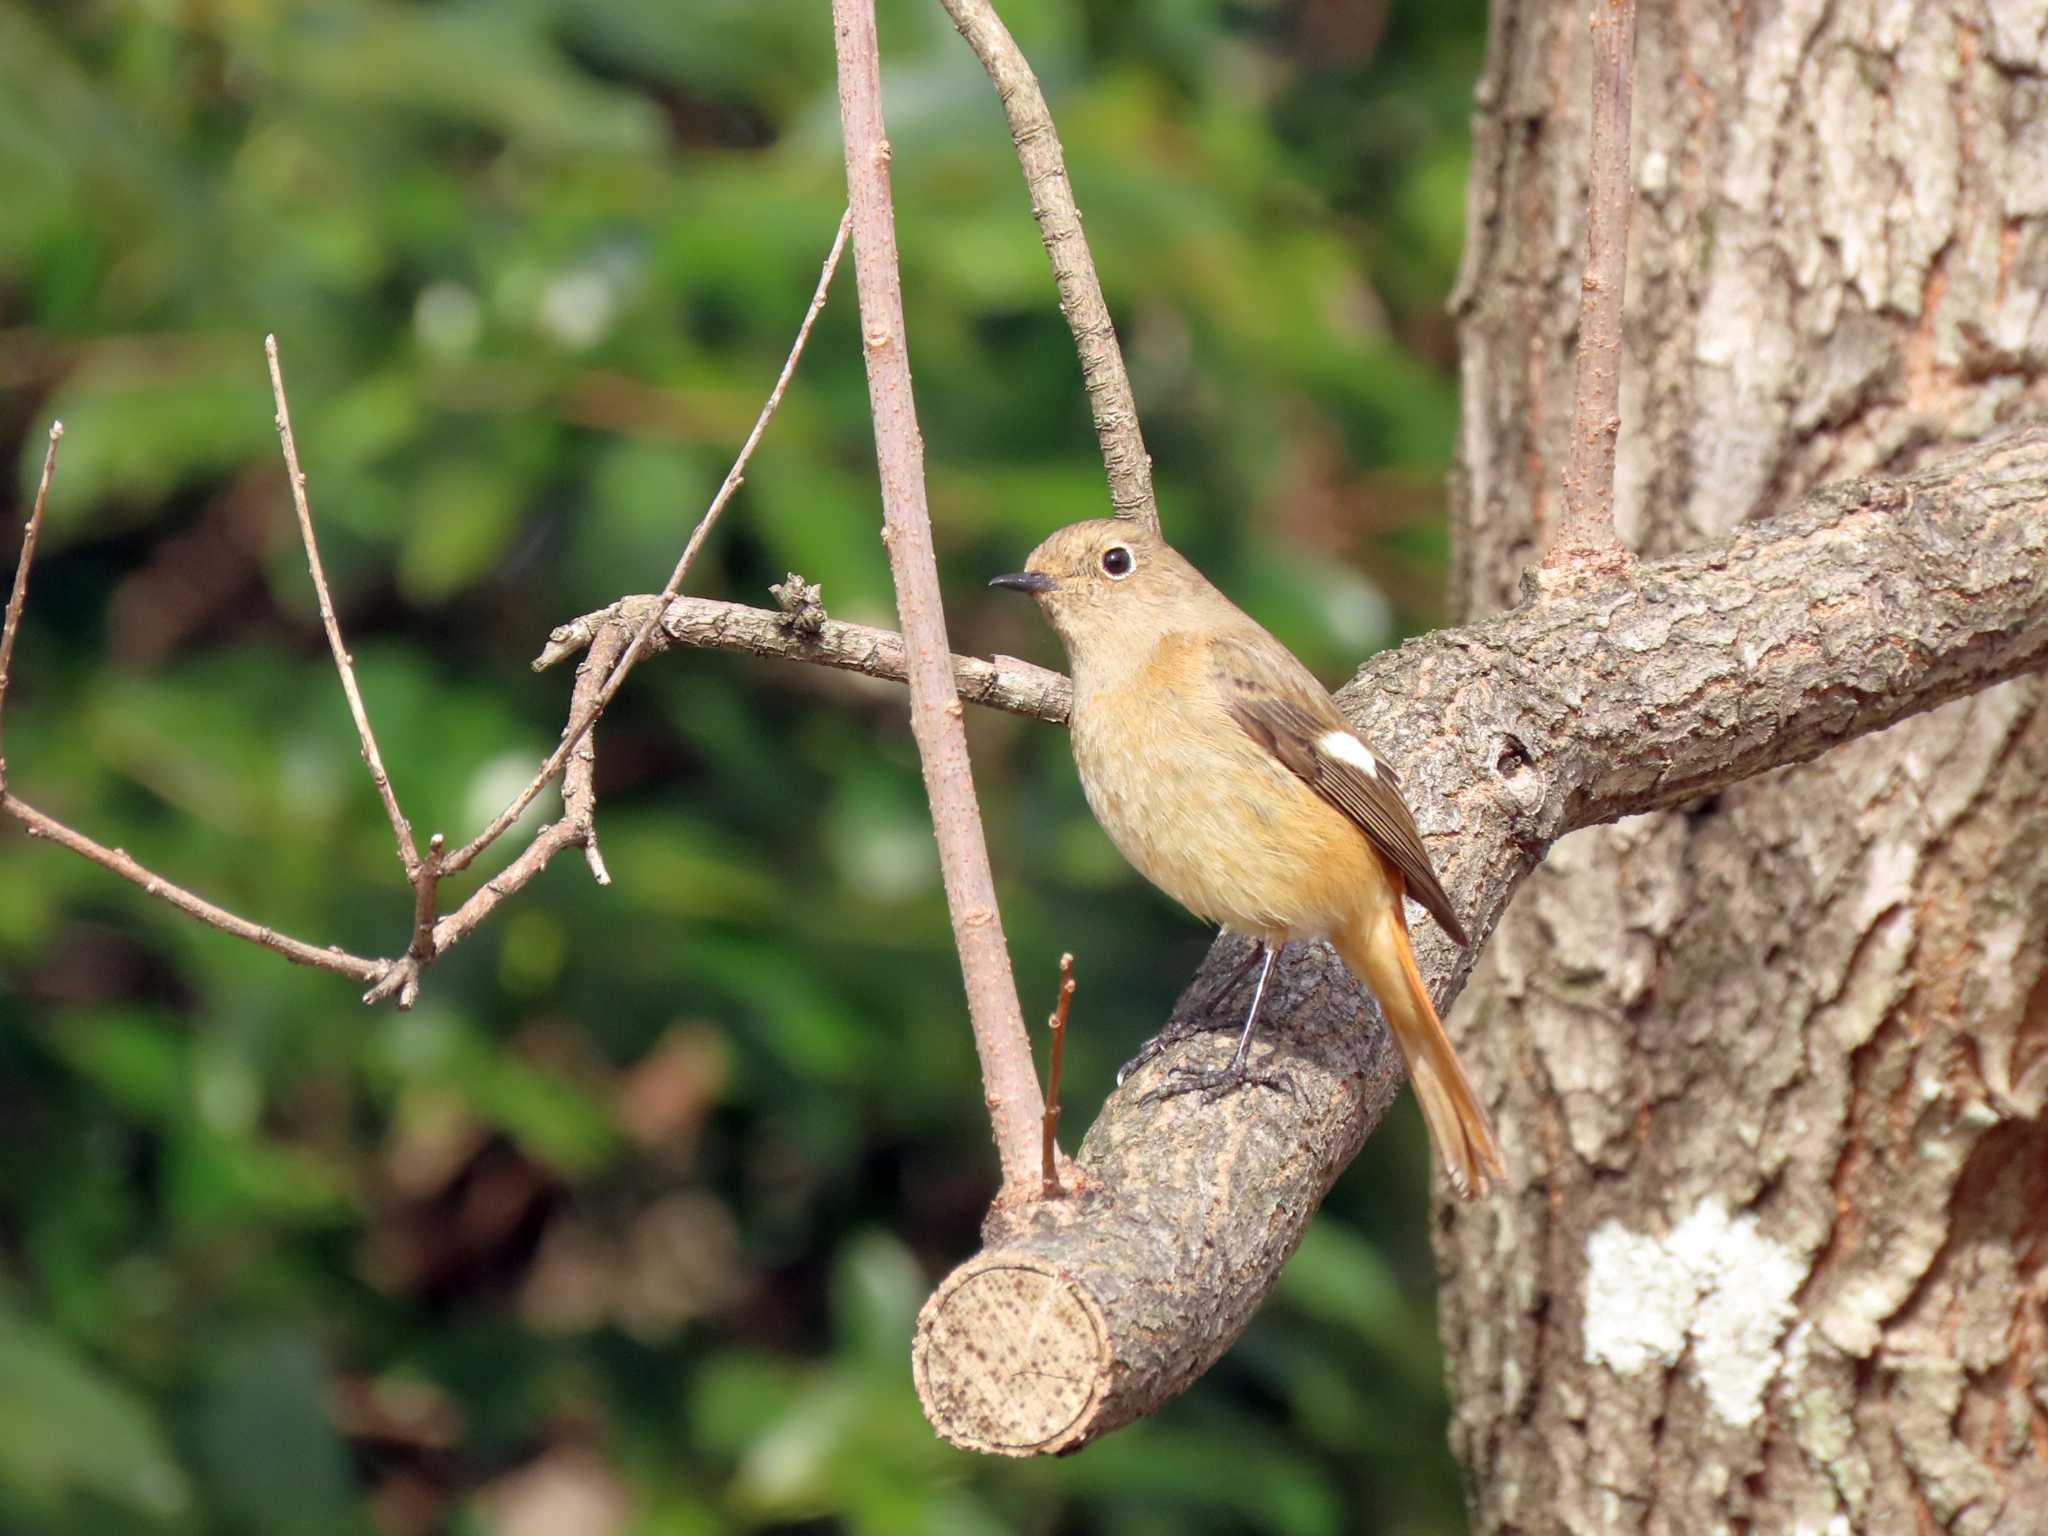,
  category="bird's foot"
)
[1117,940,1275,1087]
[1137,1057,1298,1107]
[1115,1011,1245,1087]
